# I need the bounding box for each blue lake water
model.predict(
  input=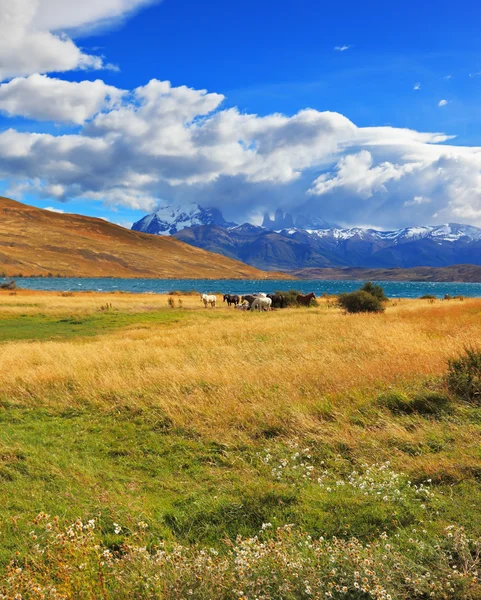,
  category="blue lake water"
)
[4,277,481,298]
